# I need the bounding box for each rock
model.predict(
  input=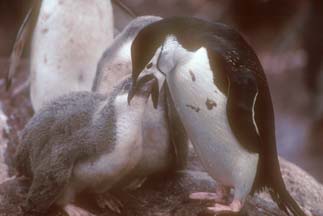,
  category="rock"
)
[0,157,322,216]
[279,158,323,215]
[0,177,28,216]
